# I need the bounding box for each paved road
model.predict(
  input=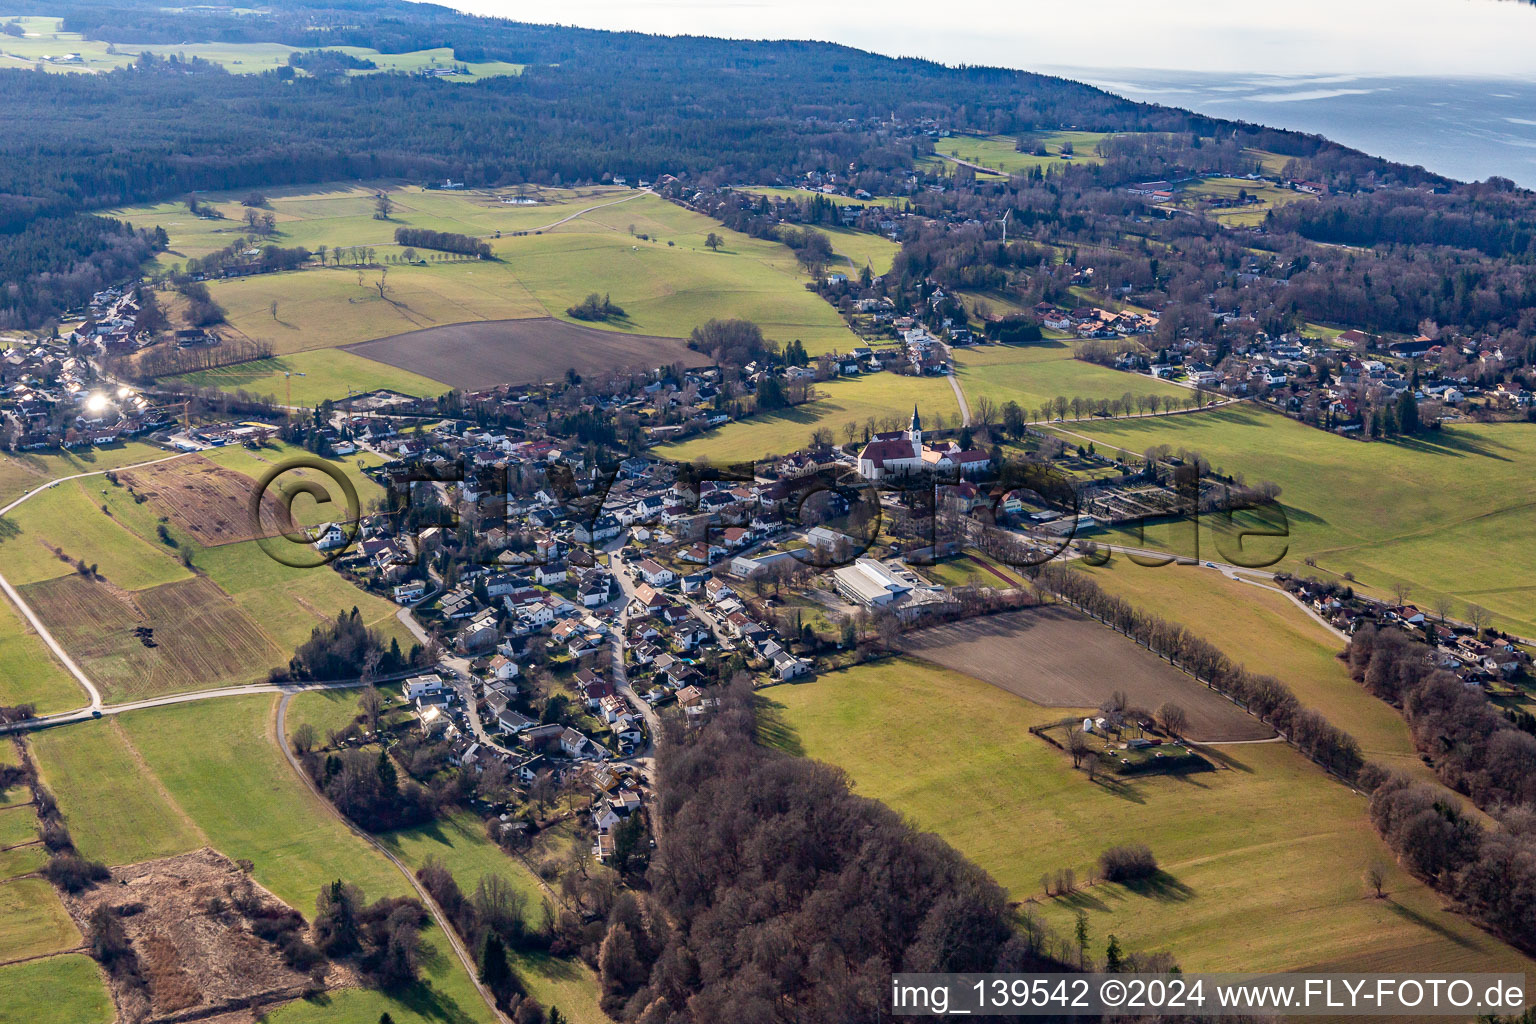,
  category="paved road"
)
[948,372,972,427]
[273,693,510,1024]
[0,448,200,713]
